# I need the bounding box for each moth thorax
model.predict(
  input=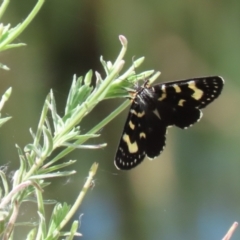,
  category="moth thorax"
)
[137,87,155,106]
